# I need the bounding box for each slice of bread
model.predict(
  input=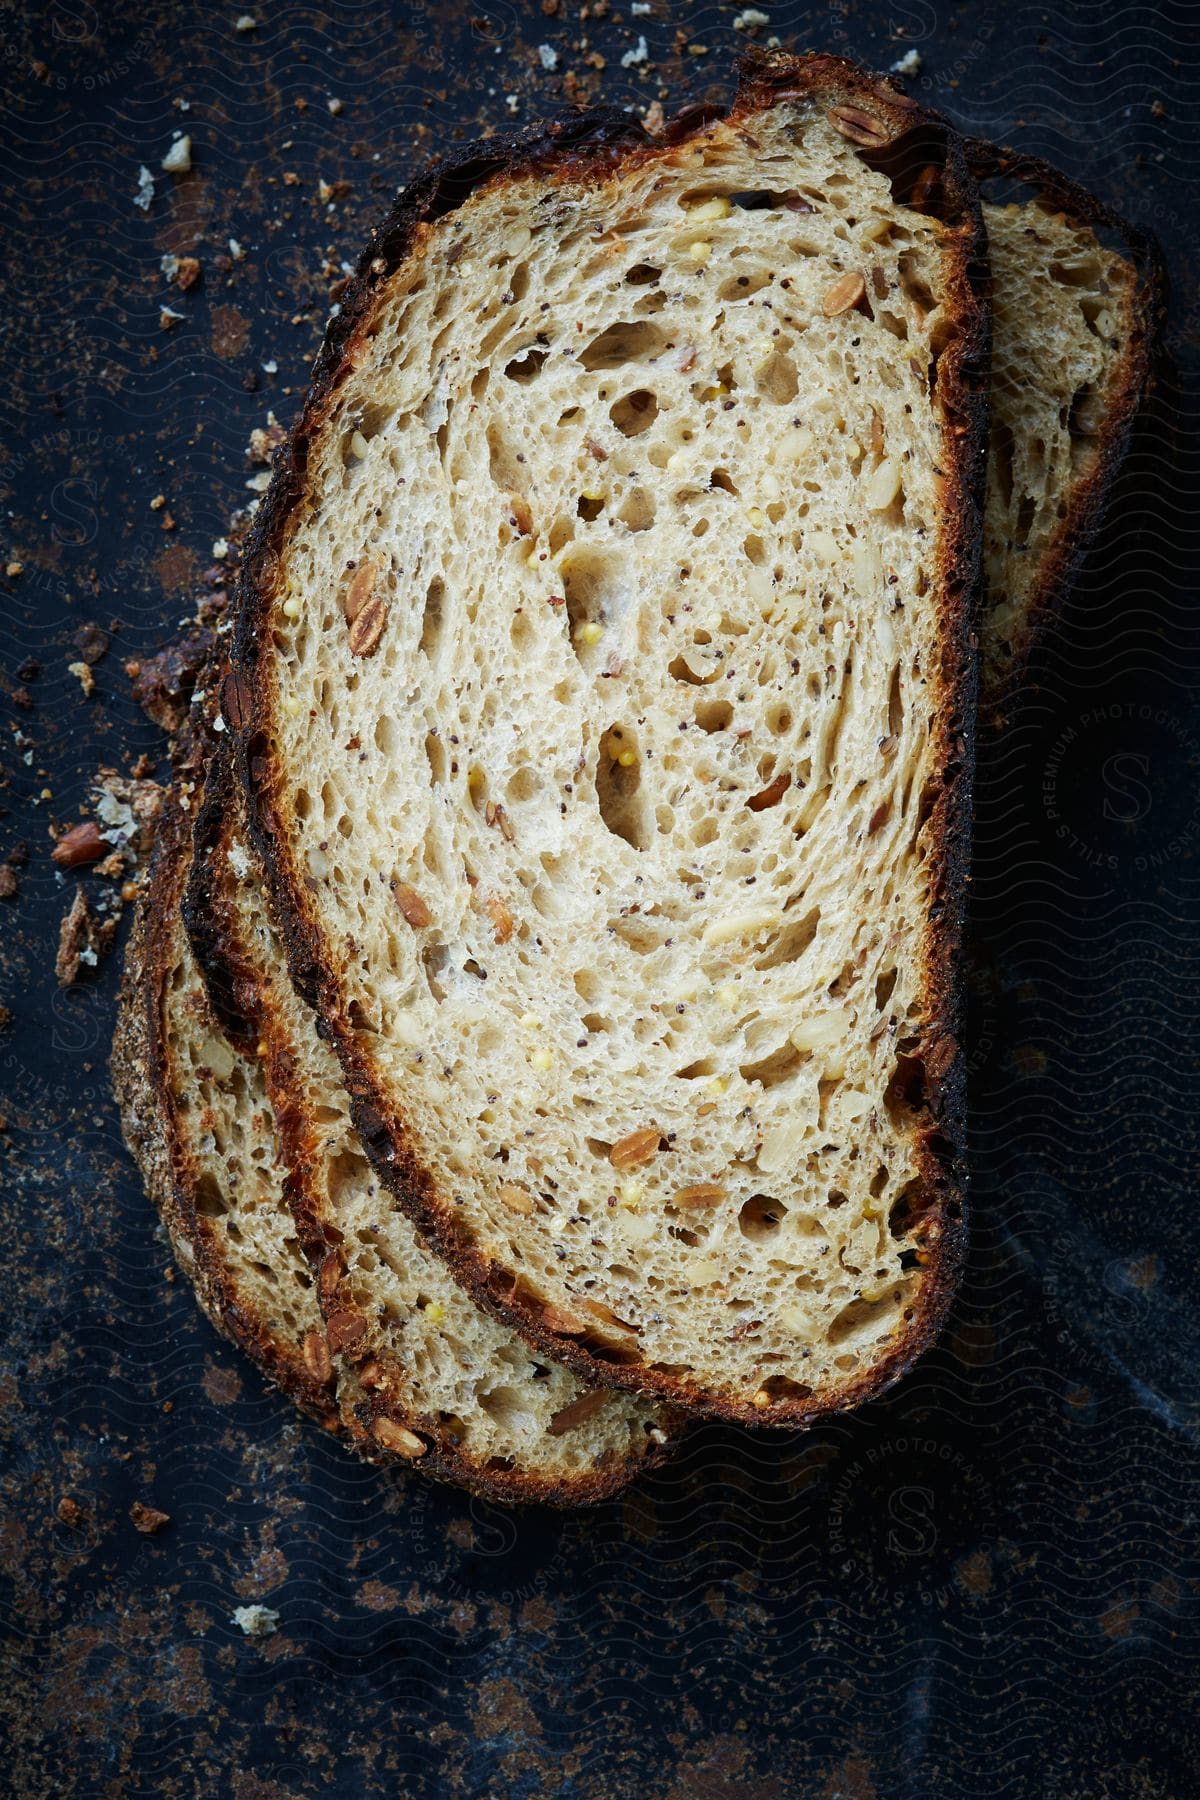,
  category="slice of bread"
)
[181,750,678,1501]
[113,796,341,1430]
[226,51,988,1425]
[970,144,1160,718]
